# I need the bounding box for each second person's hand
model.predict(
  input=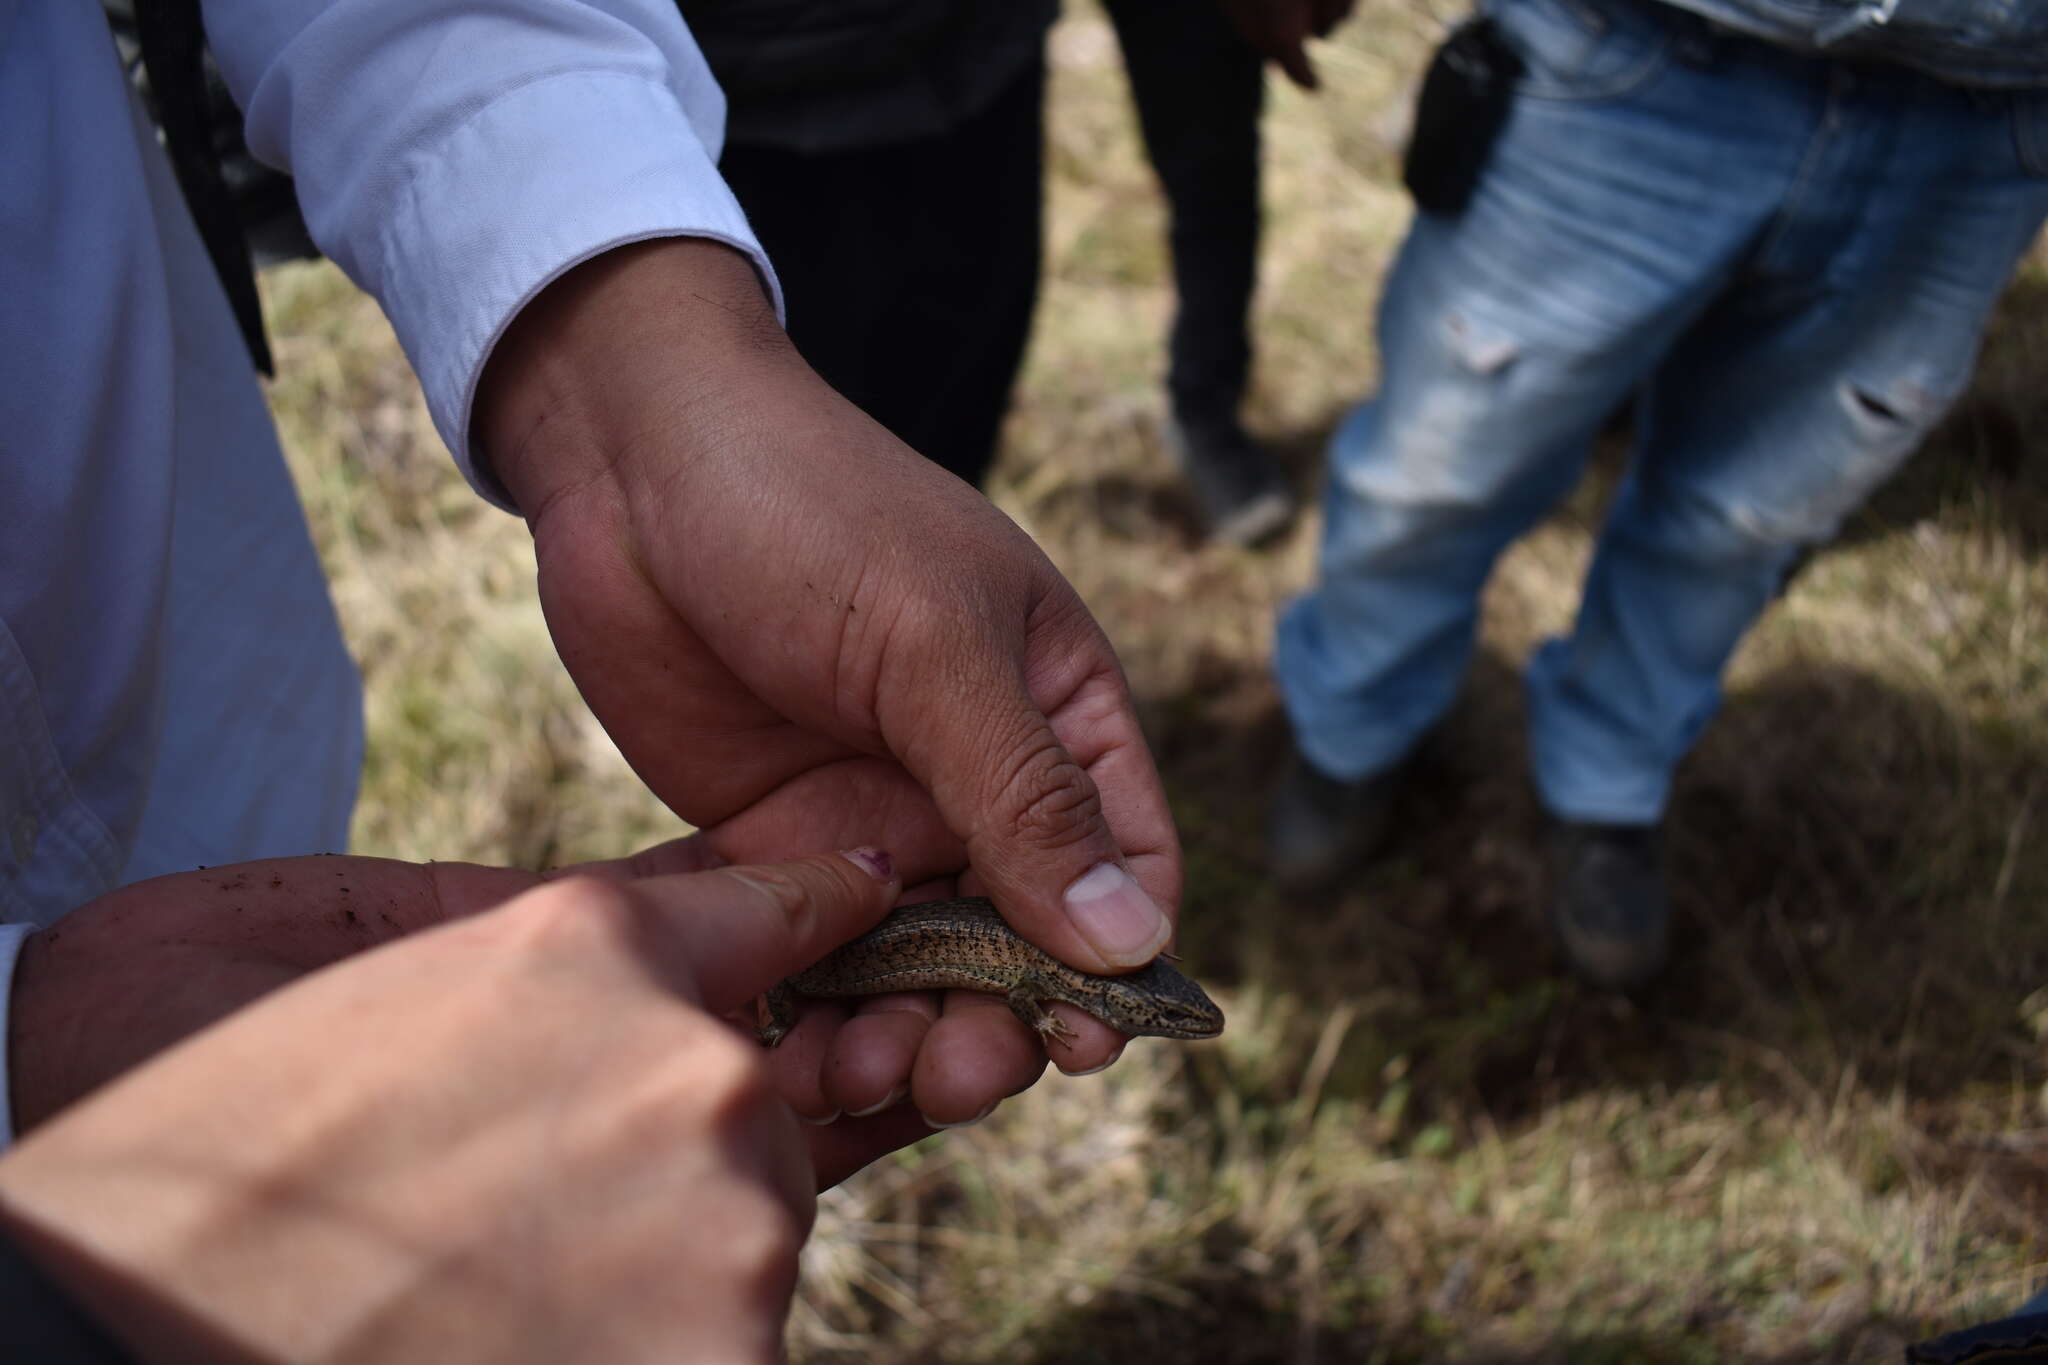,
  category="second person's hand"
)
[1219,0,1358,88]
[0,849,920,1364]
[9,838,926,1182]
